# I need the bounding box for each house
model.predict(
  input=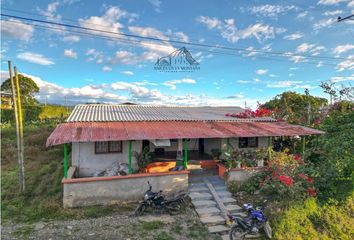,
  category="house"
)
[46,104,324,207]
